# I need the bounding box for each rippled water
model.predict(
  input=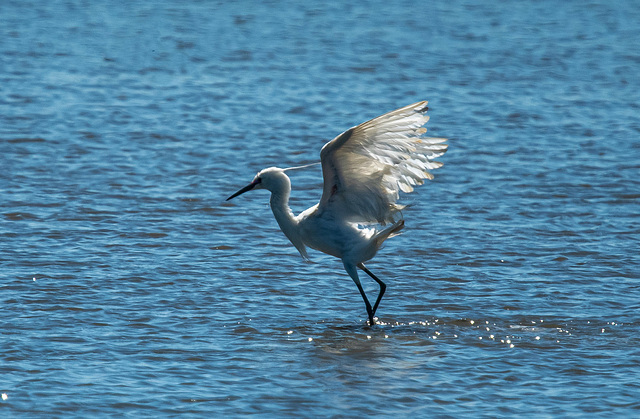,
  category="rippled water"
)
[2,0,639,416]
